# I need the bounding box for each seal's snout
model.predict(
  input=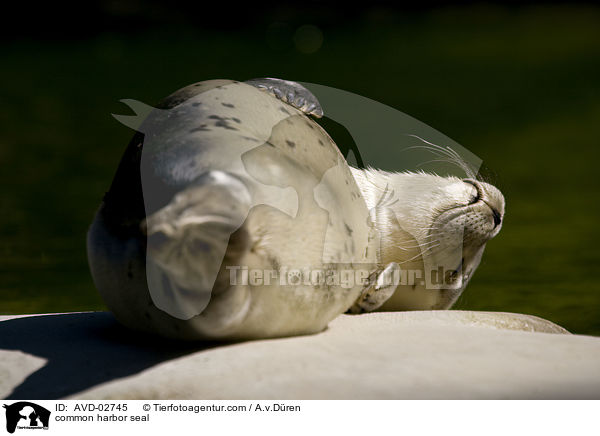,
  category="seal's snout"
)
[462,178,505,233]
